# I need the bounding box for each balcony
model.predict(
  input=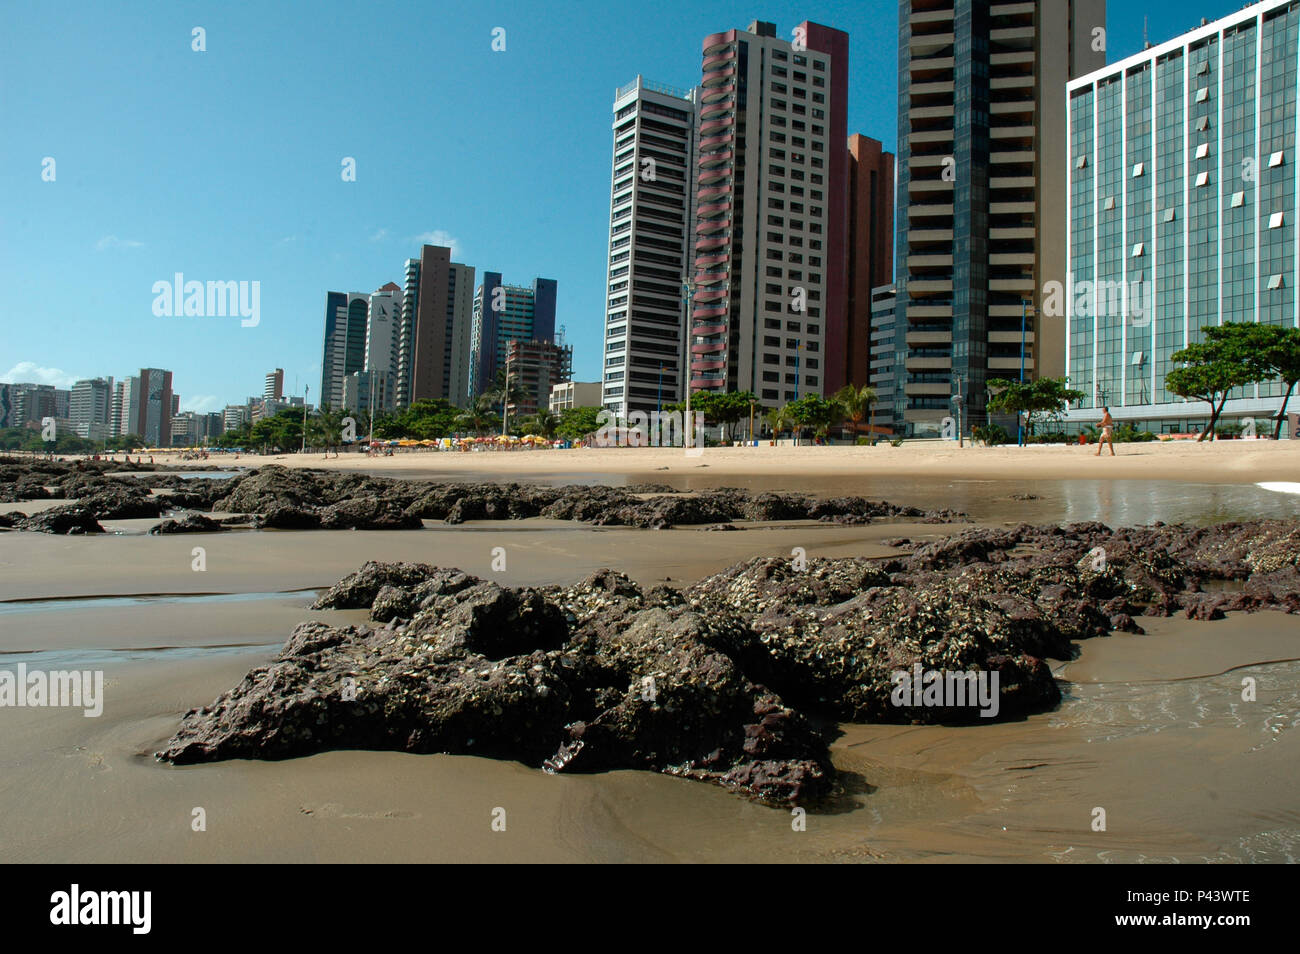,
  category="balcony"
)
[908,254,954,268]
[905,382,952,396]
[906,356,953,370]
[989,252,1035,265]
[908,279,954,294]
[906,330,952,345]
[908,228,955,242]
[989,356,1033,371]
[989,329,1035,344]
[990,277,1035,291]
